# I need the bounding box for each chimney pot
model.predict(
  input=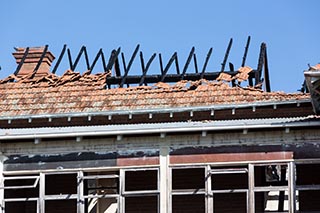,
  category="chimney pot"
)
[13,46,55,78]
